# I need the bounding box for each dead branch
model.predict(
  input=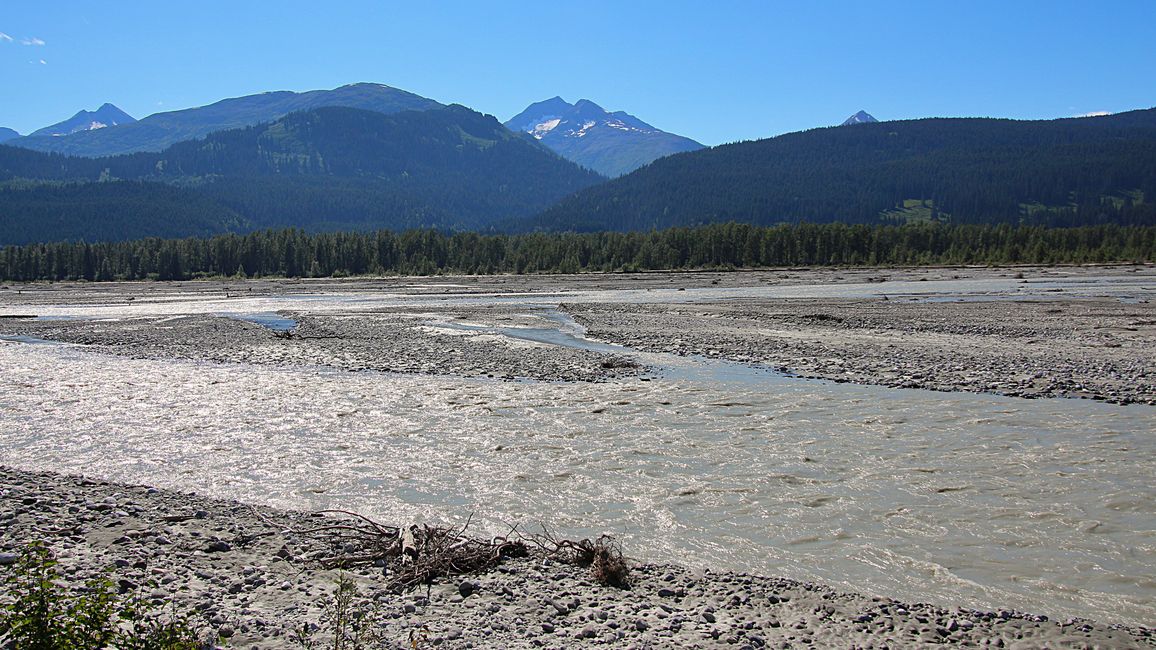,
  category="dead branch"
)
[282,510,628,592]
